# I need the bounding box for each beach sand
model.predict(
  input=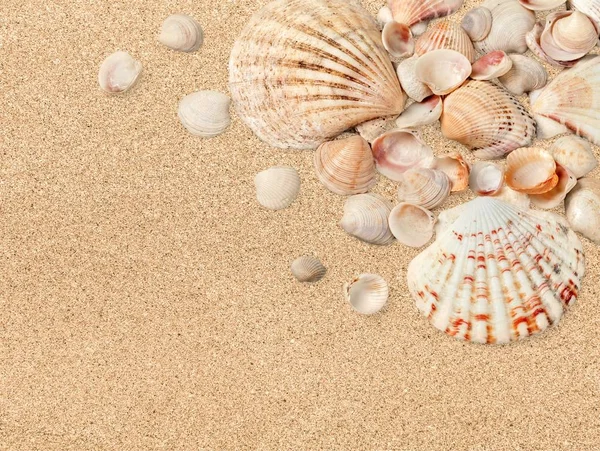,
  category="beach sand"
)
[1,0,599,449]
